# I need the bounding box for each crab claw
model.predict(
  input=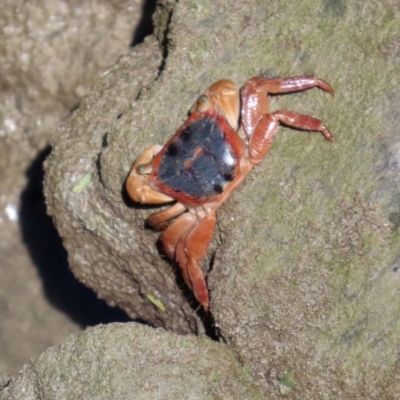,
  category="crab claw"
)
[126,145,174,204]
